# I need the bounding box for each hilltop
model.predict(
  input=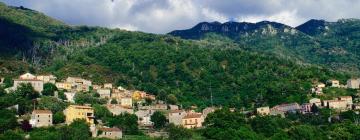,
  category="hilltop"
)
[169,19,360,74]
